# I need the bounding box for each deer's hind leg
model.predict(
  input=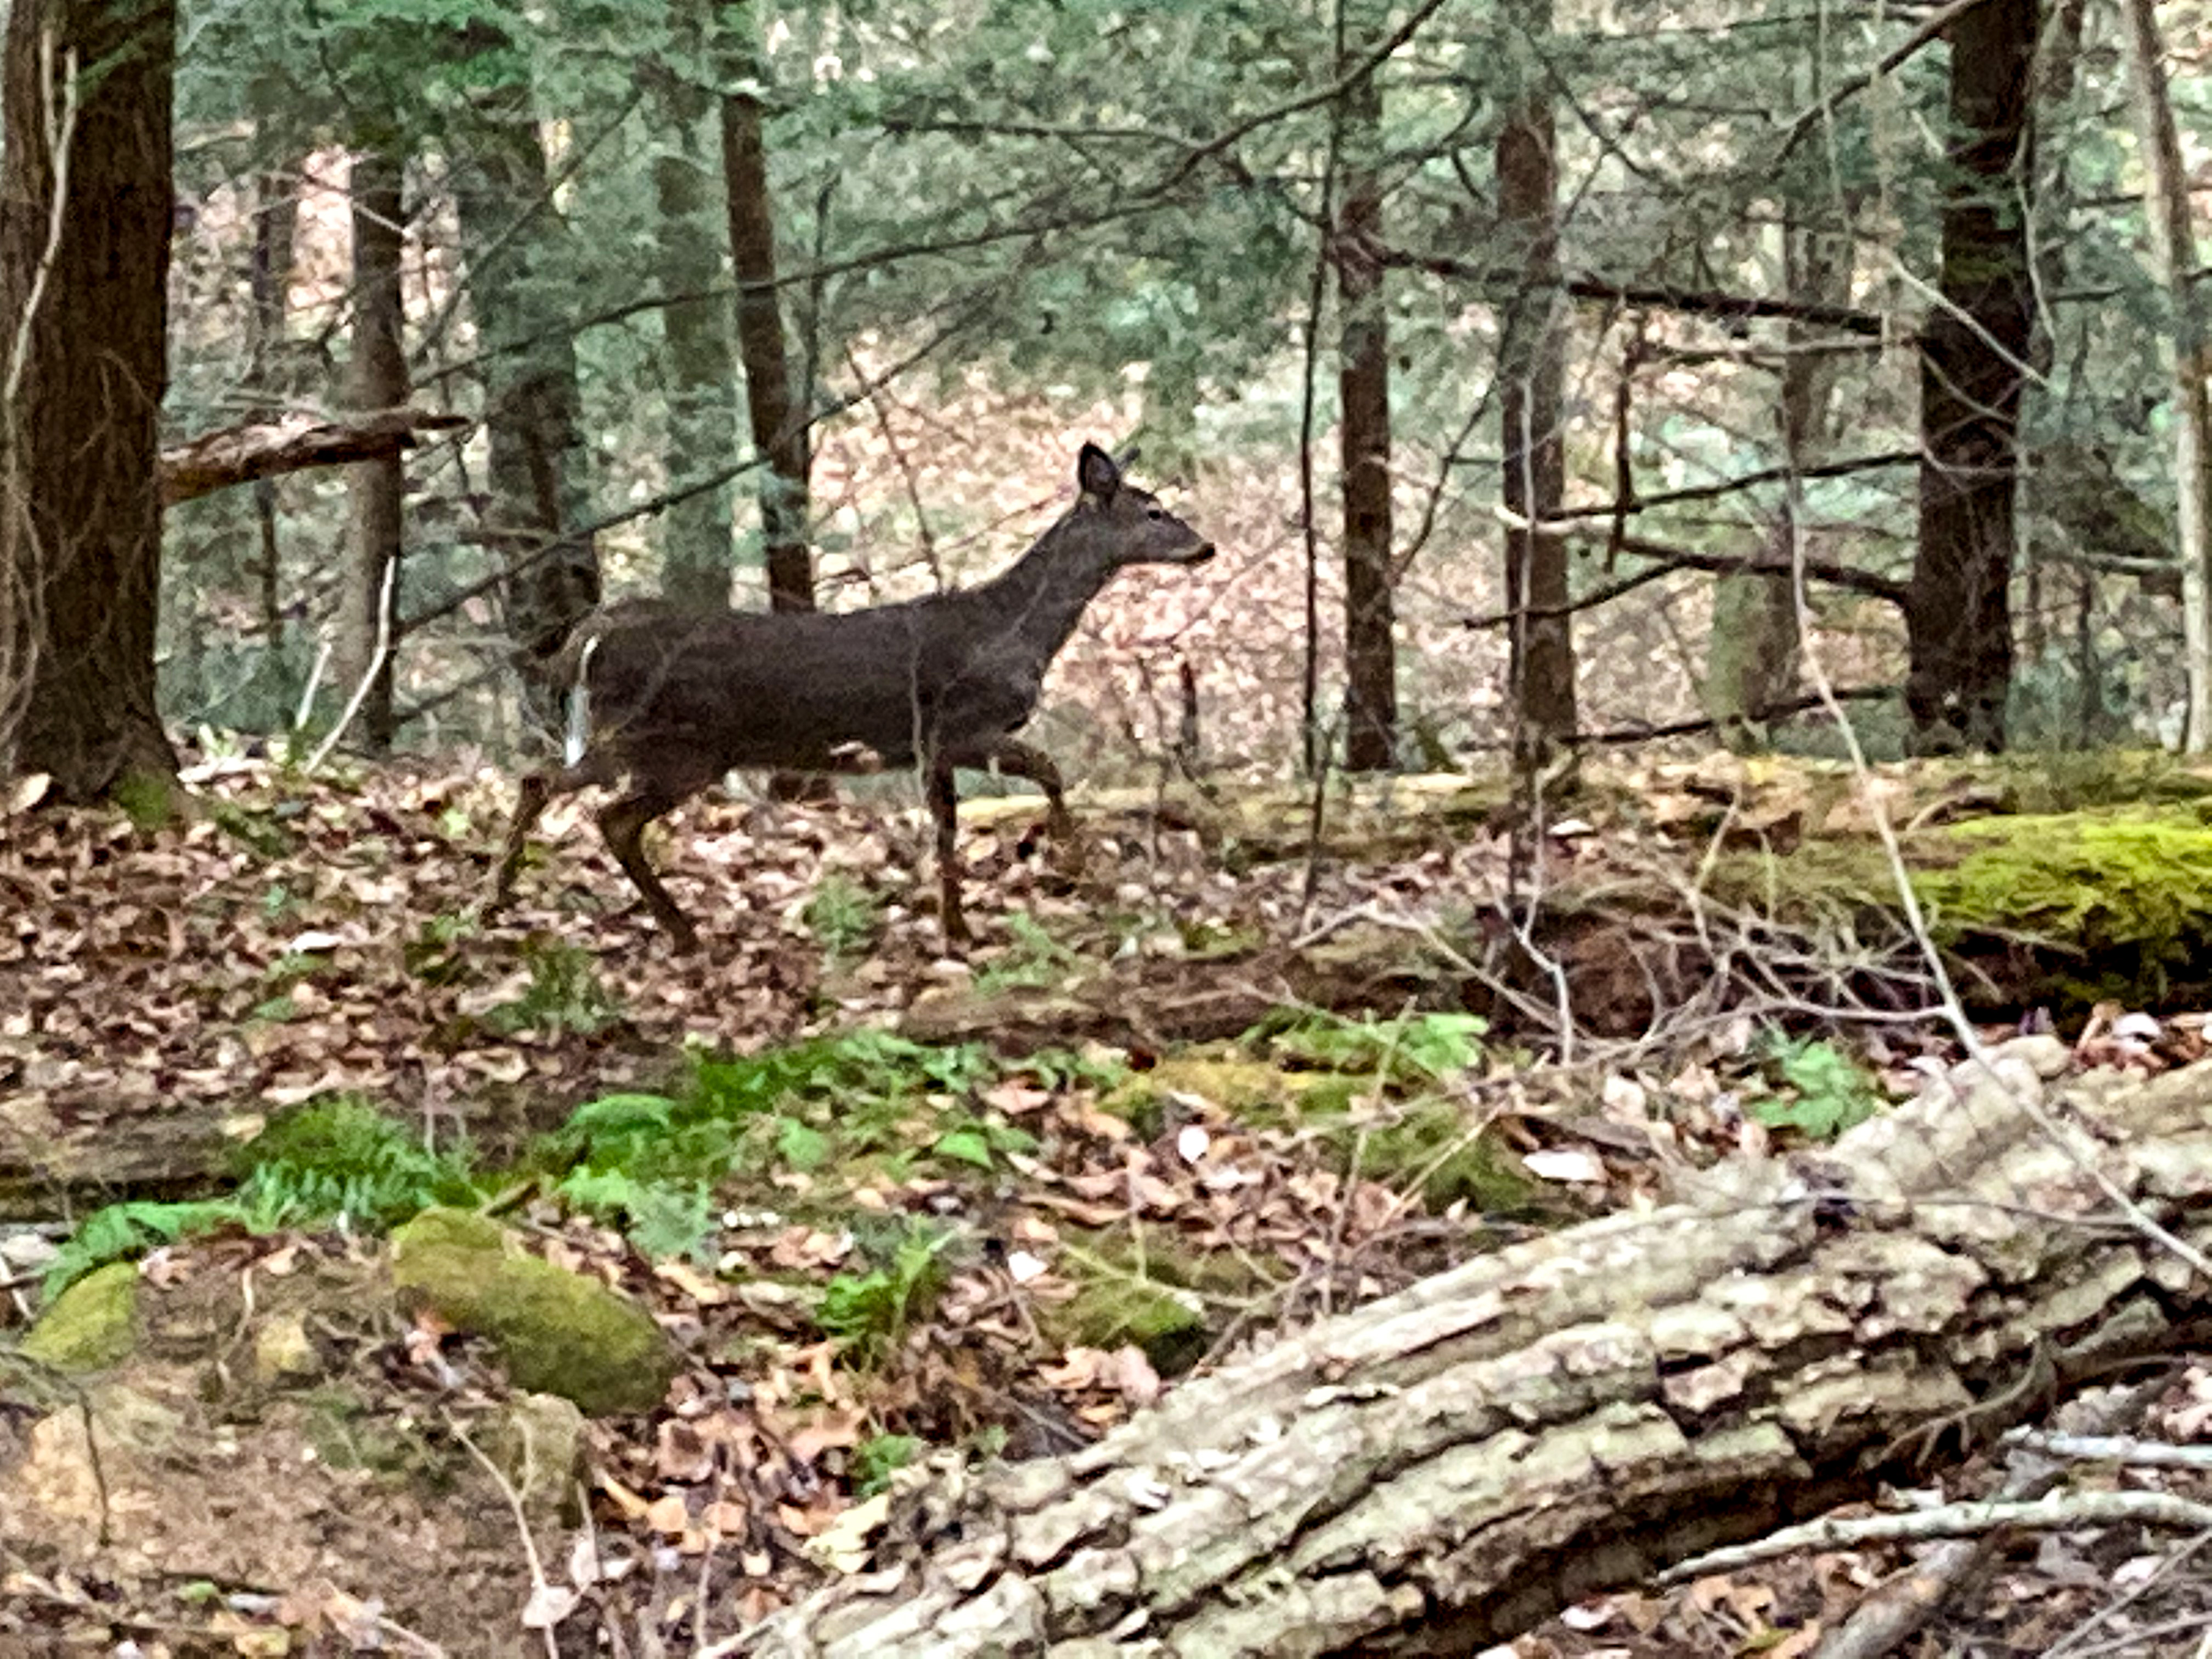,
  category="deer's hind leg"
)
[598,786,701,952]
[489,749,623,913]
